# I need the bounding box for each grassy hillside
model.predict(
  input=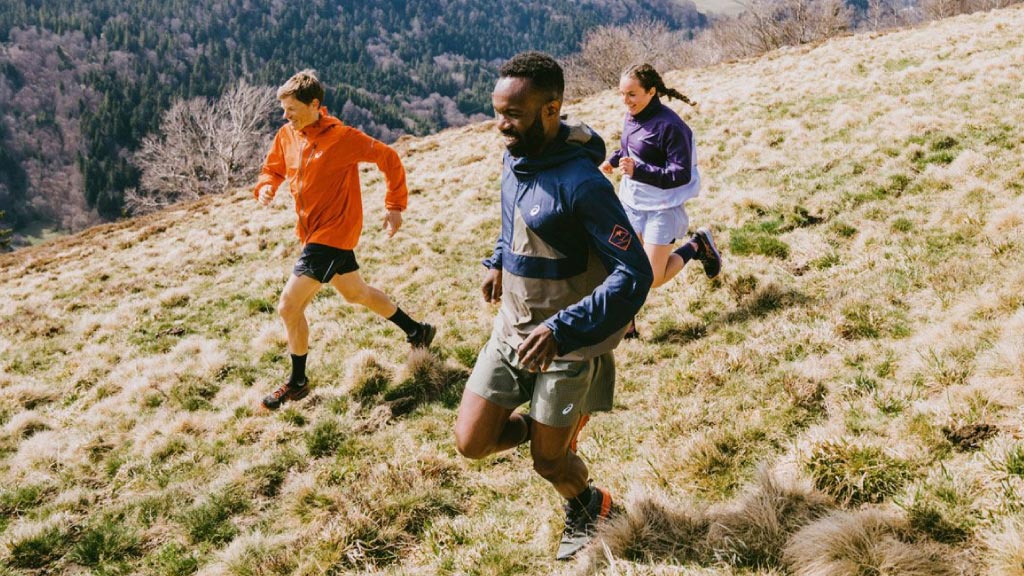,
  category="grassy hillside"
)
[2,6,1023,575]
